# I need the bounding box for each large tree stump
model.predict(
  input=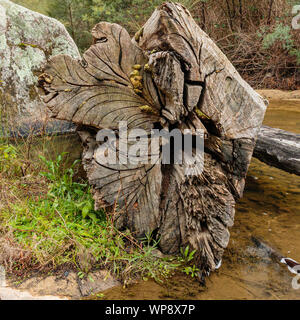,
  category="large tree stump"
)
[39,2,267,280]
